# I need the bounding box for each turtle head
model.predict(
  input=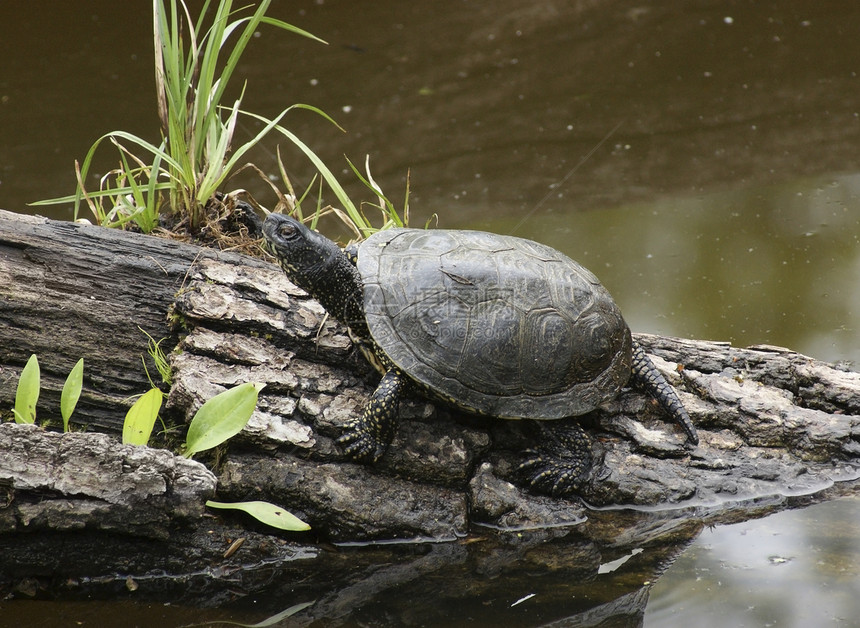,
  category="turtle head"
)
[262,213,365,328]
[262,213,344,290]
